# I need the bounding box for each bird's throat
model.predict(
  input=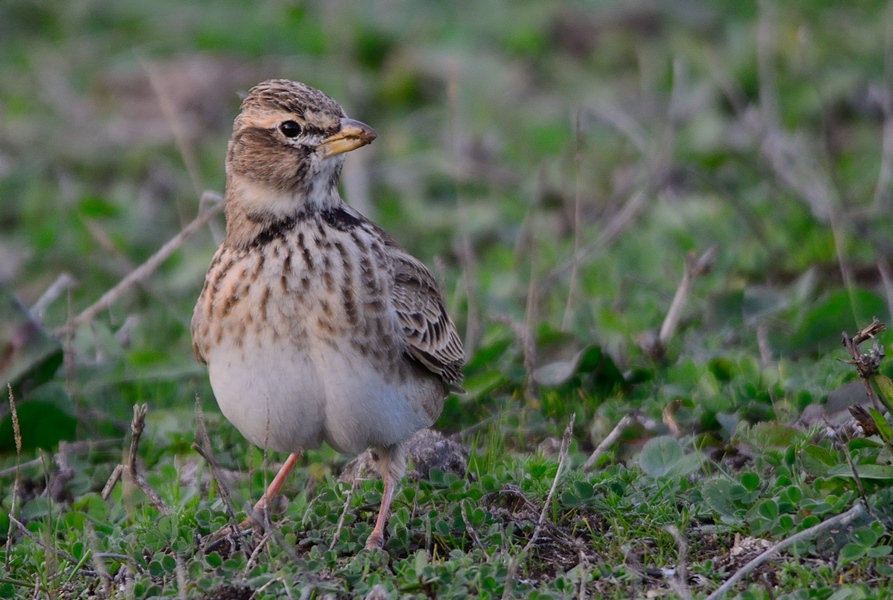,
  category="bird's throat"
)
[223,175,340,248]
